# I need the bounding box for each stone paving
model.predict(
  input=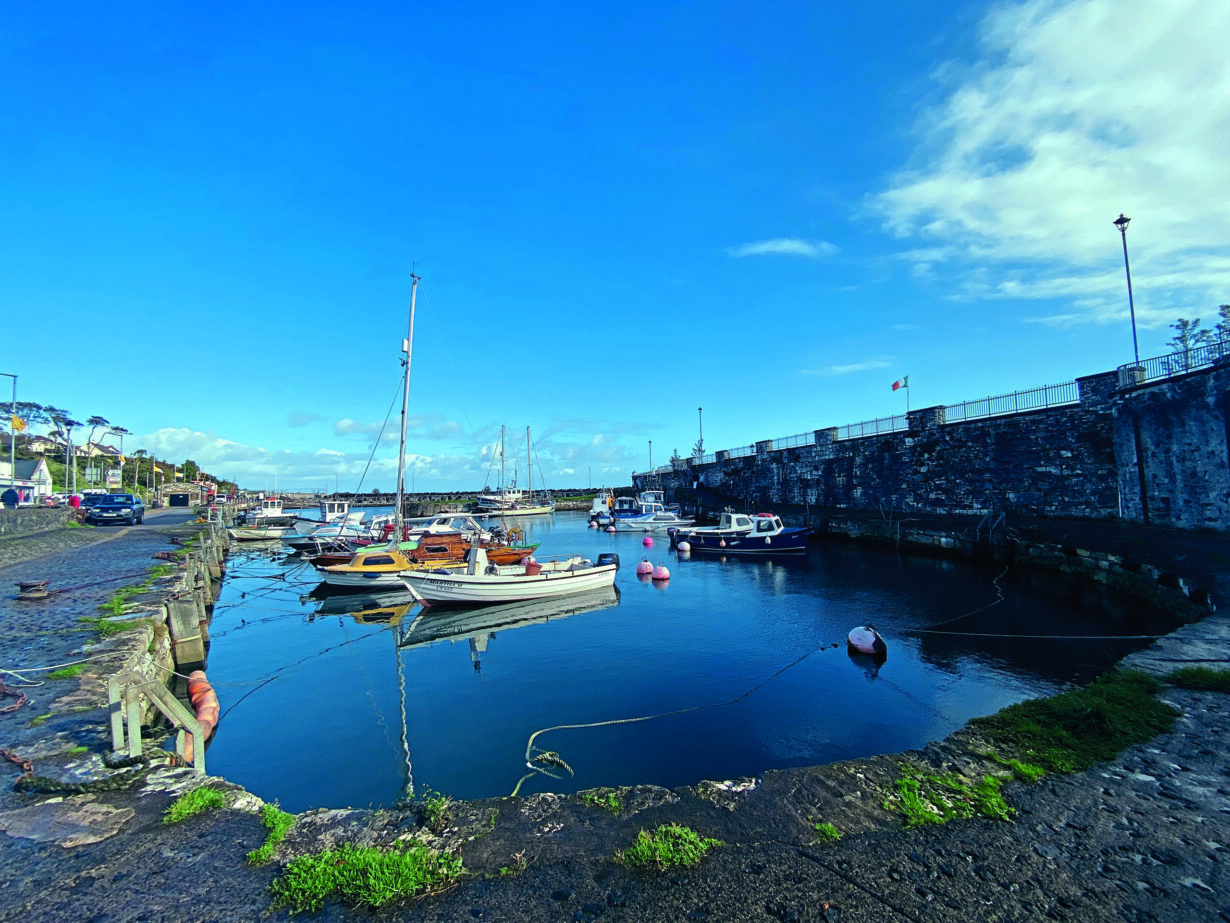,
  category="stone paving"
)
[0,516,1225,922]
